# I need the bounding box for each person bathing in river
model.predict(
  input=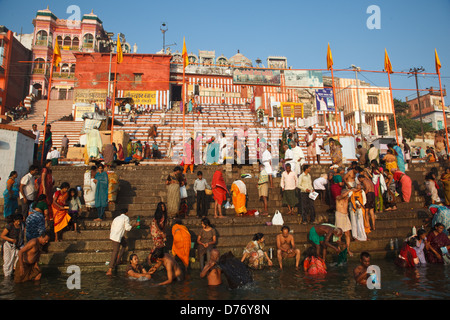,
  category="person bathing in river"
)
[276,225,301,270]
[149,247,185,285]
[200,248,222,286]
